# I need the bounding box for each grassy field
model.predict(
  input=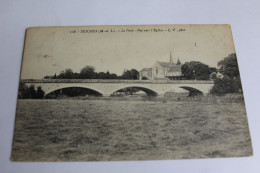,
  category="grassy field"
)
[11,97,252,161]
